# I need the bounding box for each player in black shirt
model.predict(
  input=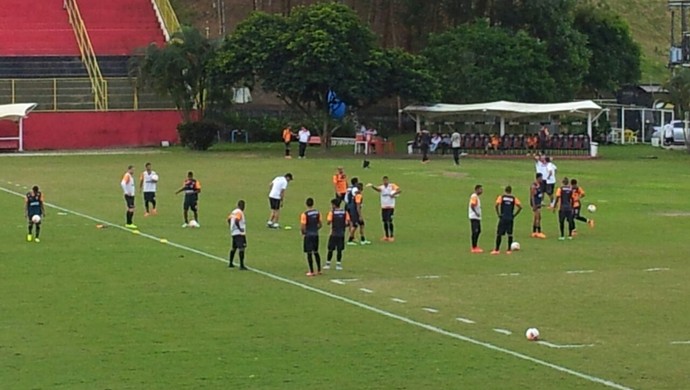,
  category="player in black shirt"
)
[553,177,575,240]
[25,185,45,242]
[325,198,350,271]
[492,186,522,254]
[301,197,322,276]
